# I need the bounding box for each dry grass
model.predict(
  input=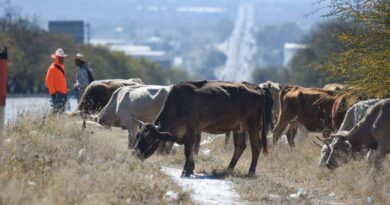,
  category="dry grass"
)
[0,114,190,205]
[160,134,390,205]
[11,111,387,205]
